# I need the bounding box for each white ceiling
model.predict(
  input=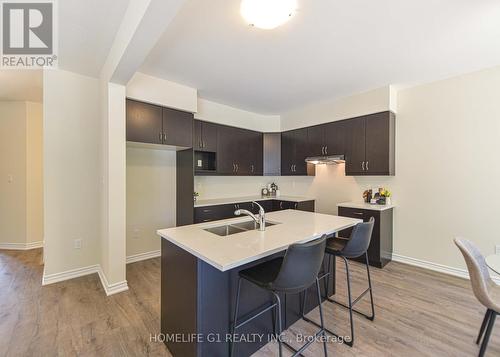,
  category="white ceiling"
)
[140,0,500,114]
[0,70,43,102]
[58,0,129,77]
